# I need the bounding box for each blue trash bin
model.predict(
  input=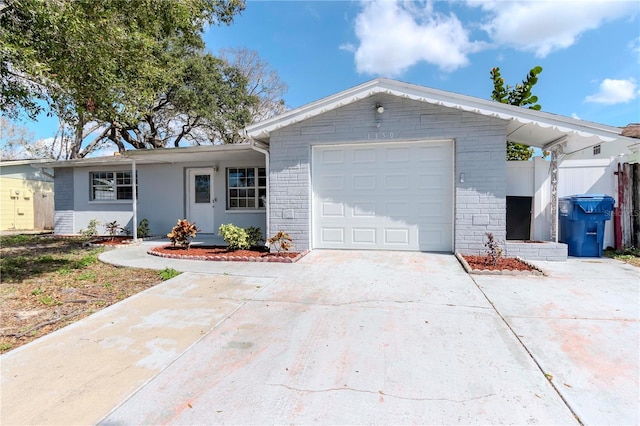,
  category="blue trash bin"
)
[558,194,615,257]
